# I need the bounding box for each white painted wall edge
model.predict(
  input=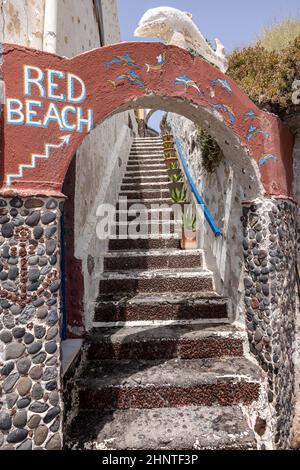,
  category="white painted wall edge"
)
[43,0,58,53]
